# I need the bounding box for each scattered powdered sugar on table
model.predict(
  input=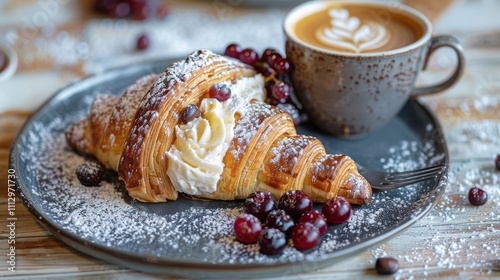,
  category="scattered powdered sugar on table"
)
[4,8,287,74]
[369,119,500,278]
[379,124,446,172]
